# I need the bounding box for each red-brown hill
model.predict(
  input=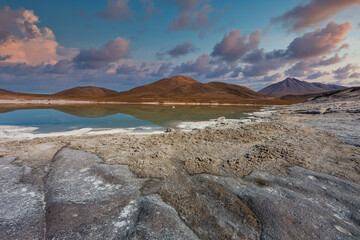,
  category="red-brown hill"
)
[53,86,118,98]
[108,75,280,103]
[0,89,15,94]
